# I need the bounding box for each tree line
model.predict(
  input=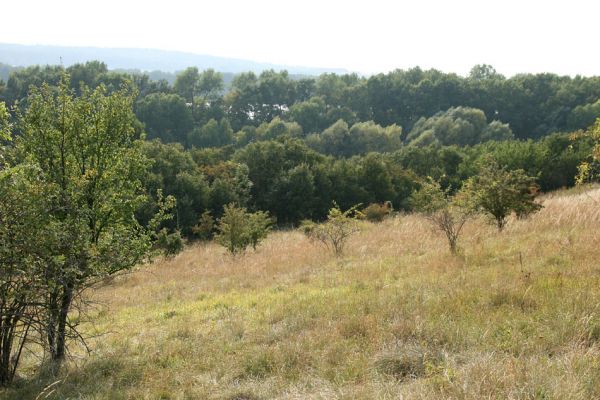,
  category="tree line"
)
[1,61,597,239]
